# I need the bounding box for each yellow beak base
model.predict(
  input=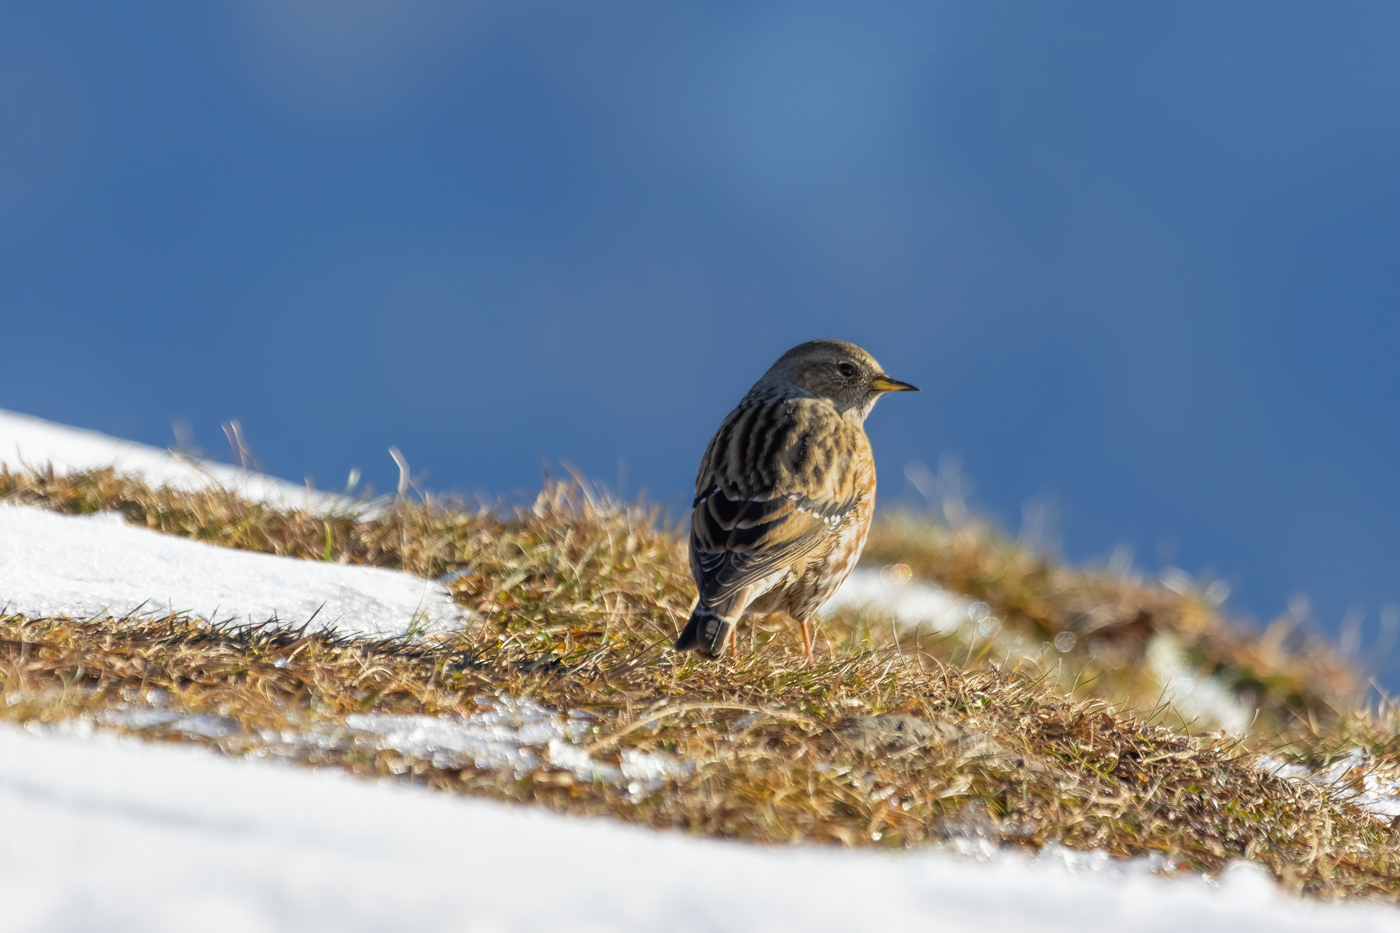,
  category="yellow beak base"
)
[870,376,919,393]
